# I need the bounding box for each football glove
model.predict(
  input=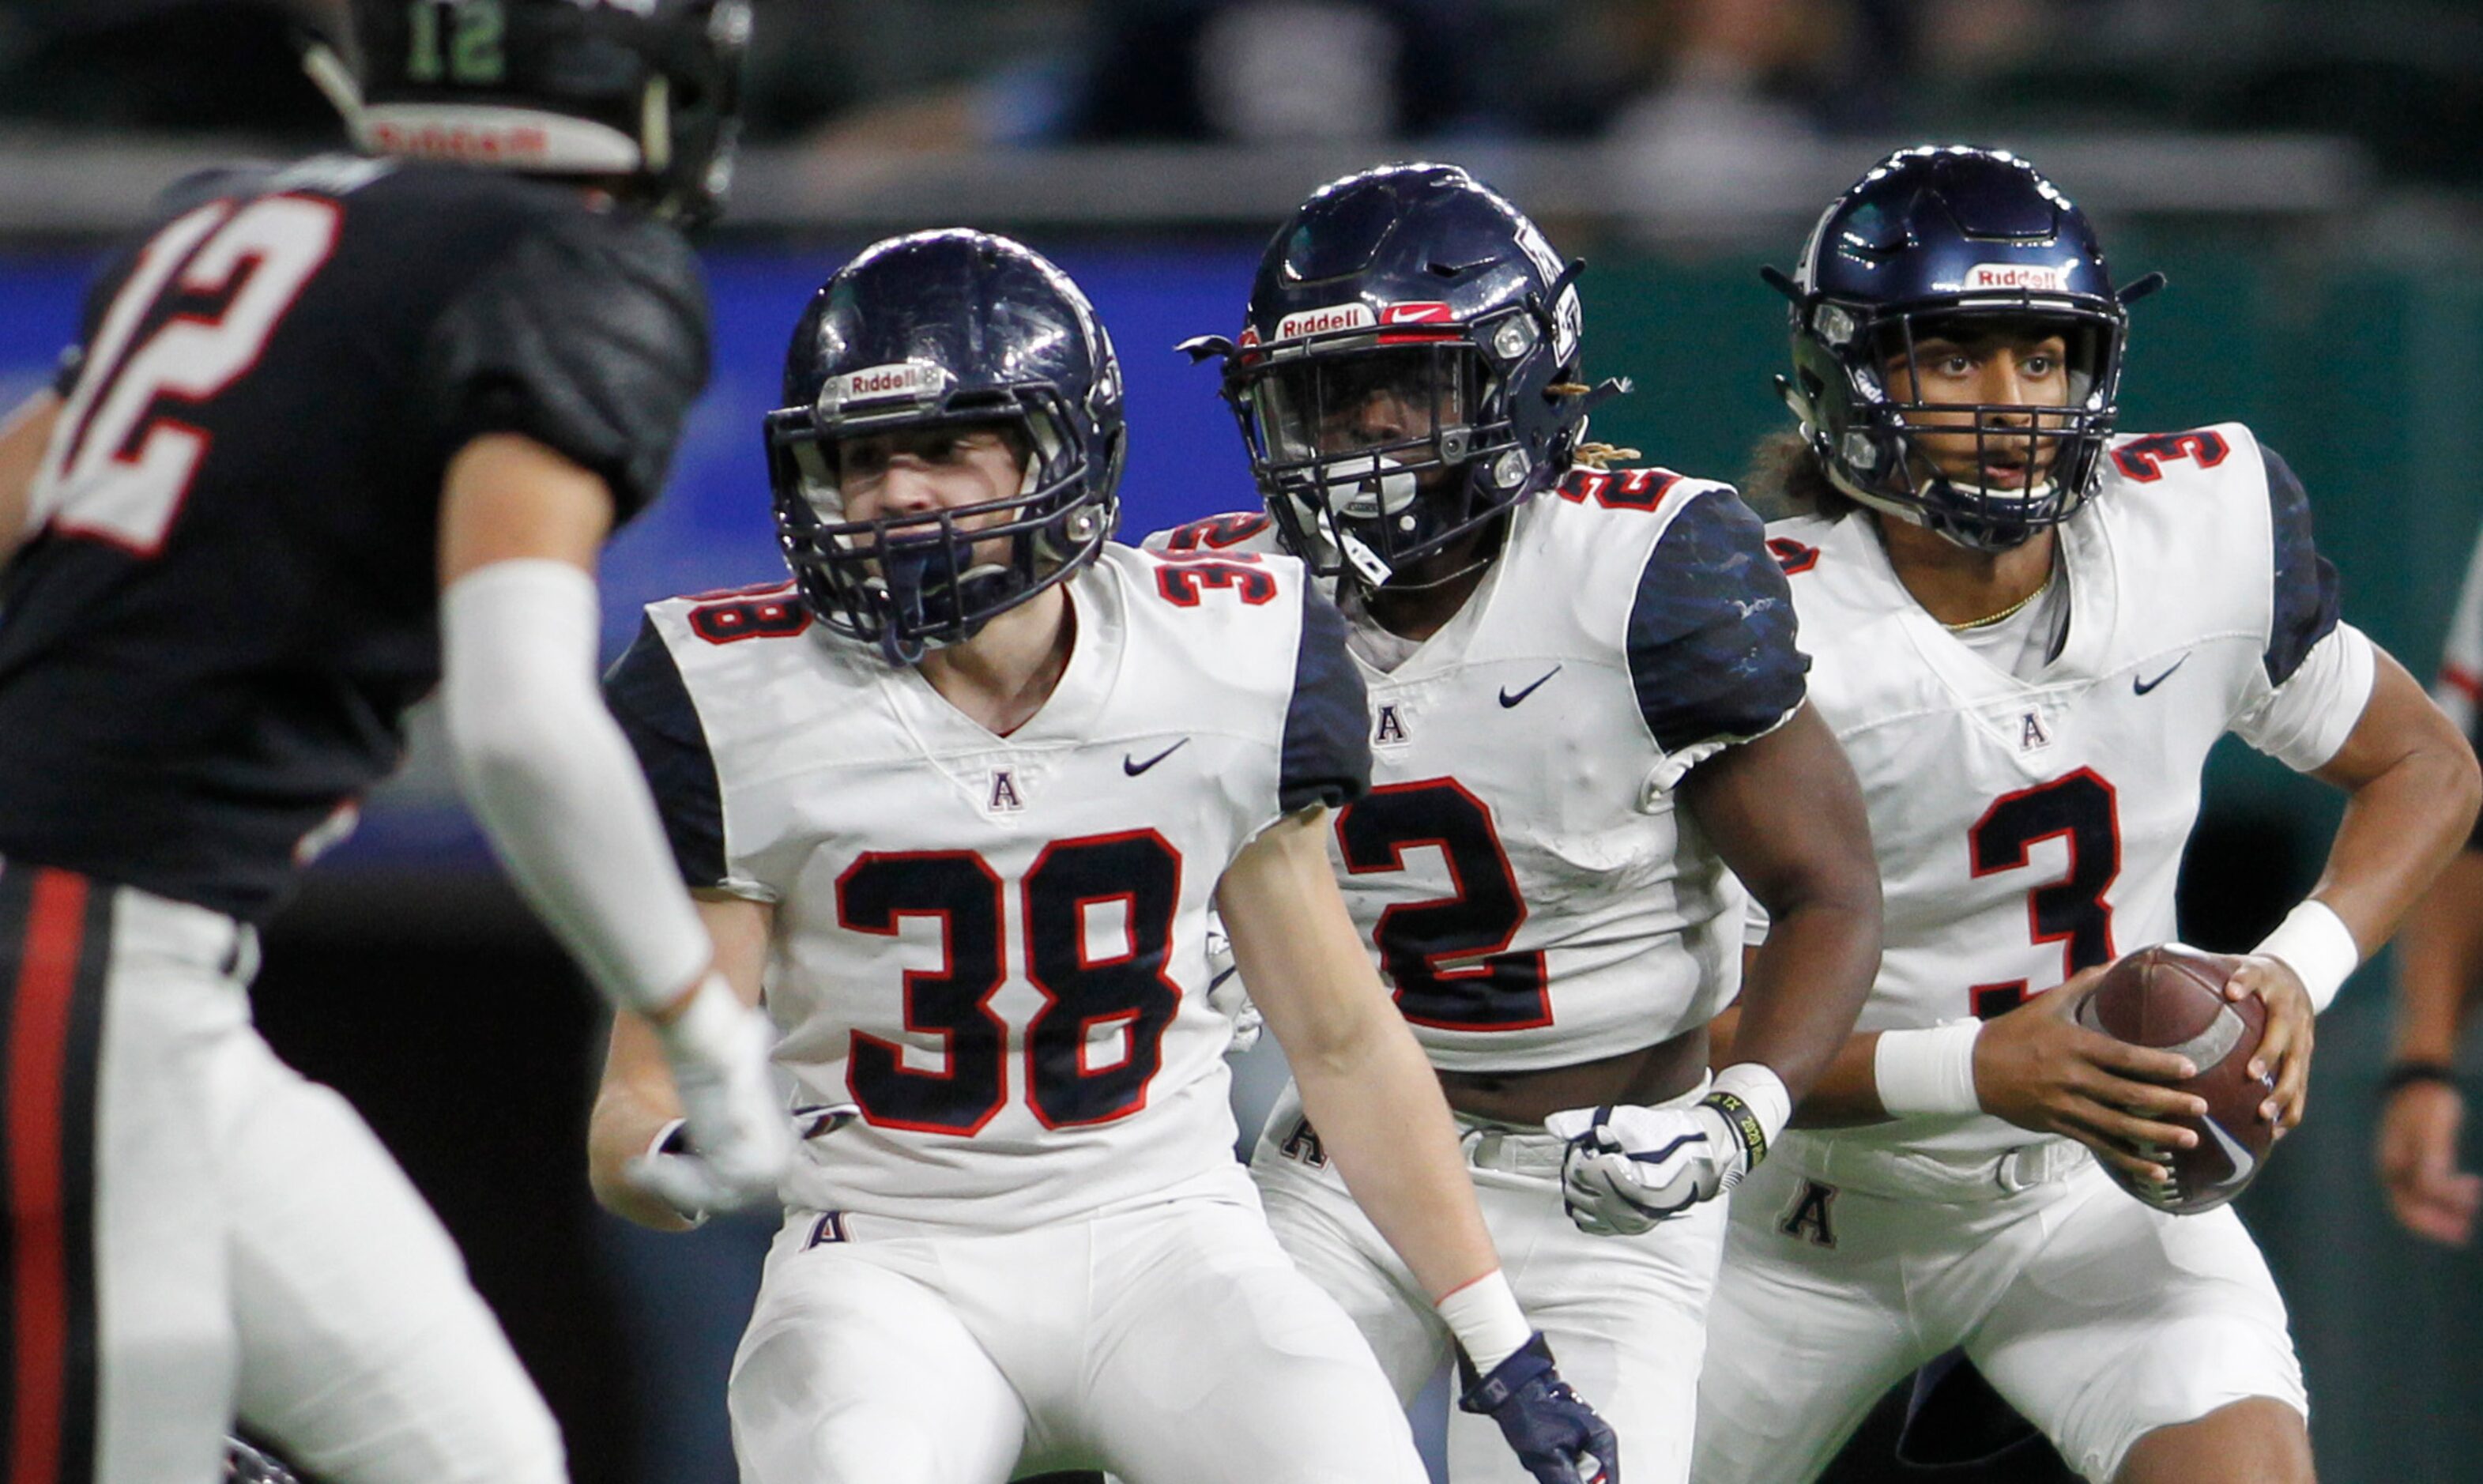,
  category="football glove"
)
[629,974,795,1220]
[1204,917,1263,1057]
[1459,1332,1618,1484]
[1544,1090,1769,1237]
